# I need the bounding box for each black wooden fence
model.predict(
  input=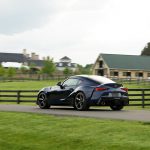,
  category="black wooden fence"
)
[128,89,150,108]
[0,90,38,104]
[0,89,150,108]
